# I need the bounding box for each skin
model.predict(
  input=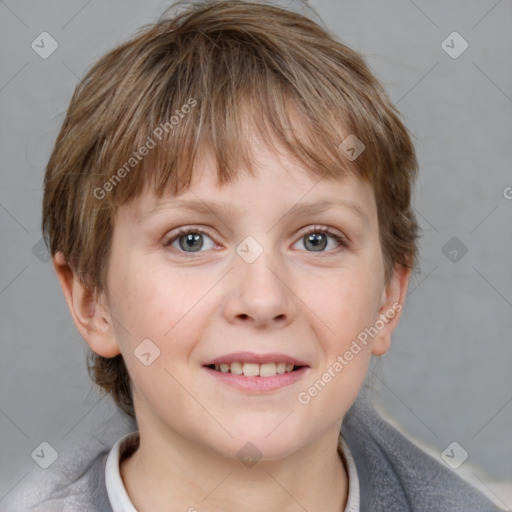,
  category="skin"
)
[54,140,410,512]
